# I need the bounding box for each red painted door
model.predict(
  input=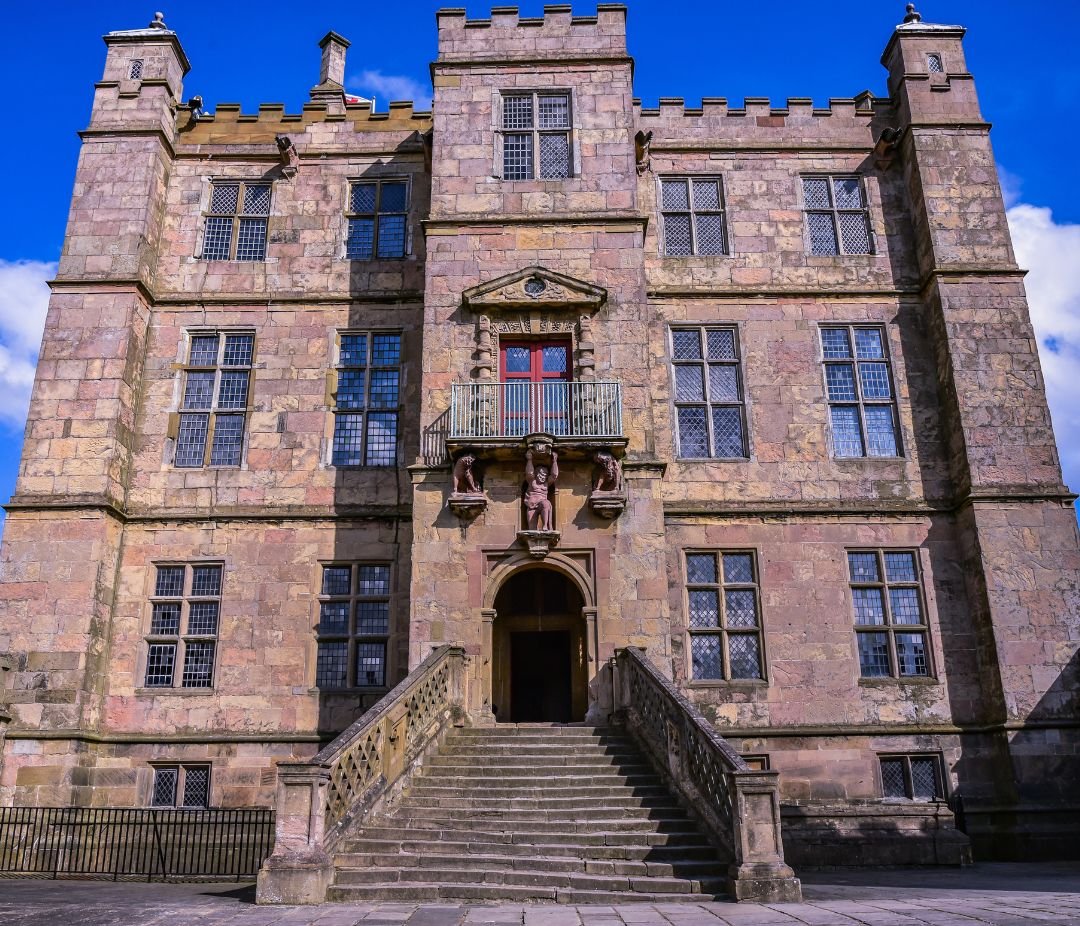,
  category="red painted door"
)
[499,340,571,435]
